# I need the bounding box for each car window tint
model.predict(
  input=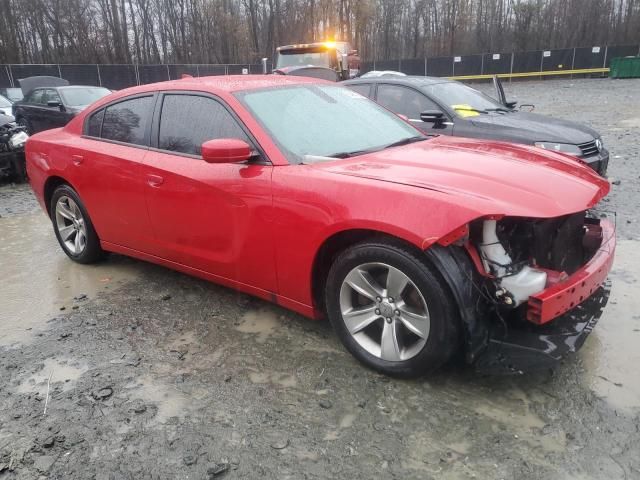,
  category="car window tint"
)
[101,96,153,146]
[158,94,249,156]
[87,109,104,137]
[44,89,61,105]
[377,85,439,119]
[29,90,45,104]
[346,84,371,98]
